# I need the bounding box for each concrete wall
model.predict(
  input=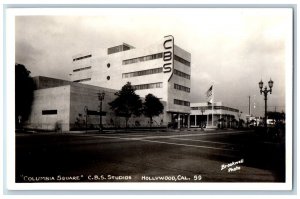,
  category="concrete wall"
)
[26,82,167,132]
[25,86,71,131]
[69,83,117,130]
[69,83,167,129]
